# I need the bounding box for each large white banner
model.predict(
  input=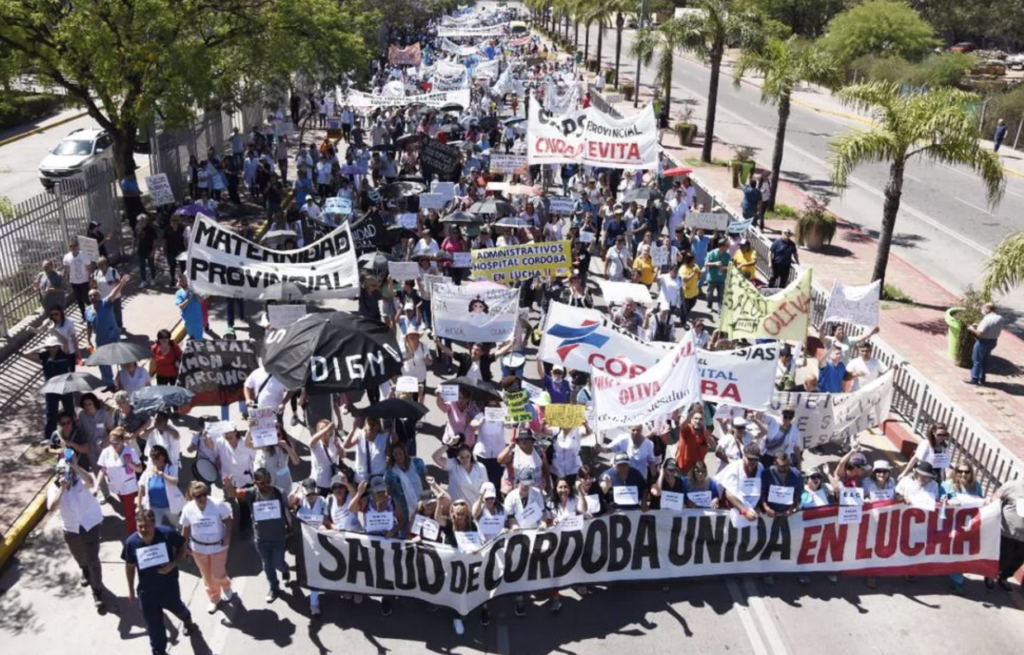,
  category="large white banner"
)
[771,372,895,448]
[473,59,500,80]
[544,82,579,114]
[441,38,481,57]
[823,279,881,329]
[438,25,506,38]
[431,282,520,342]
[301,505,1000,615]
[541,302,777,408]
[185,215,358,300]
[345,88,471,111]
[596,279,655,305]
[527,99,659,169]
[589,332,702,430]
